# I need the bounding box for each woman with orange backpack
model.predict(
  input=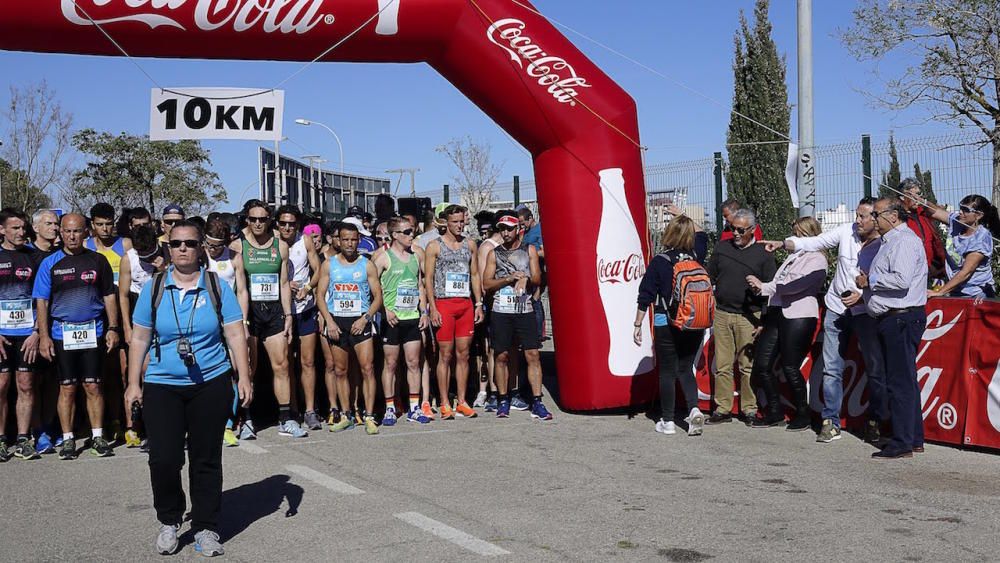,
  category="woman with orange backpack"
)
[634,213,712,437]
